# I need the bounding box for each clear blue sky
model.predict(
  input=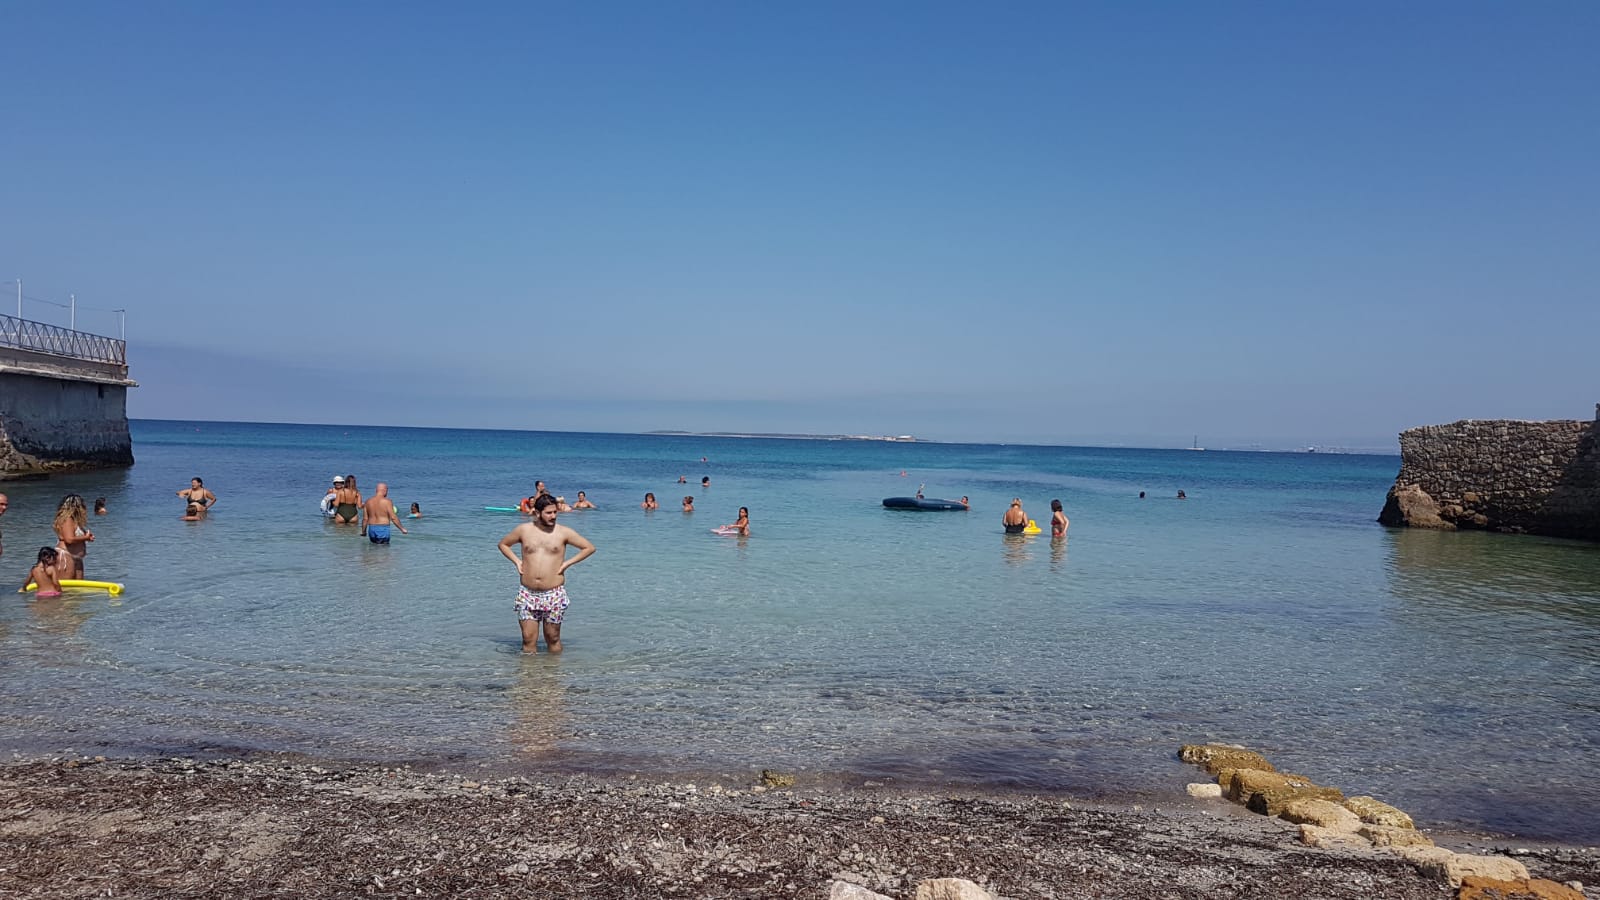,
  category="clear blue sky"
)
[3,1,1596,449]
